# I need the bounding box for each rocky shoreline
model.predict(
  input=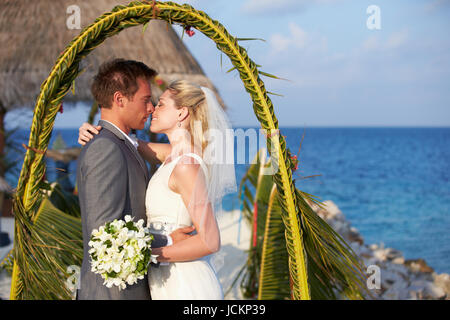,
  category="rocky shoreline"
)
[309,200,450,300]
[0,268,10,300]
